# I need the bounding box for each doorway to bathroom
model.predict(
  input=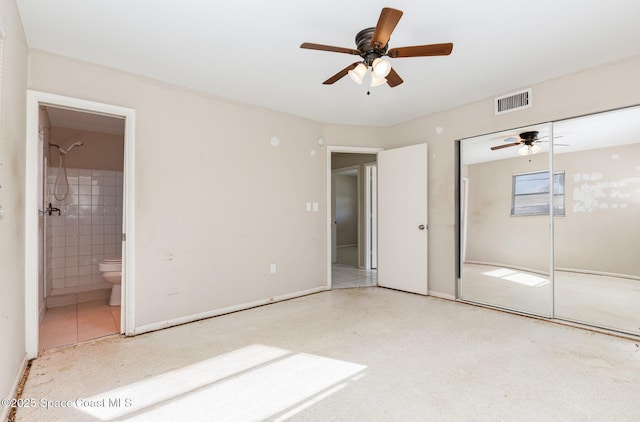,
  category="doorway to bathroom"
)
[25,91,136,358]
